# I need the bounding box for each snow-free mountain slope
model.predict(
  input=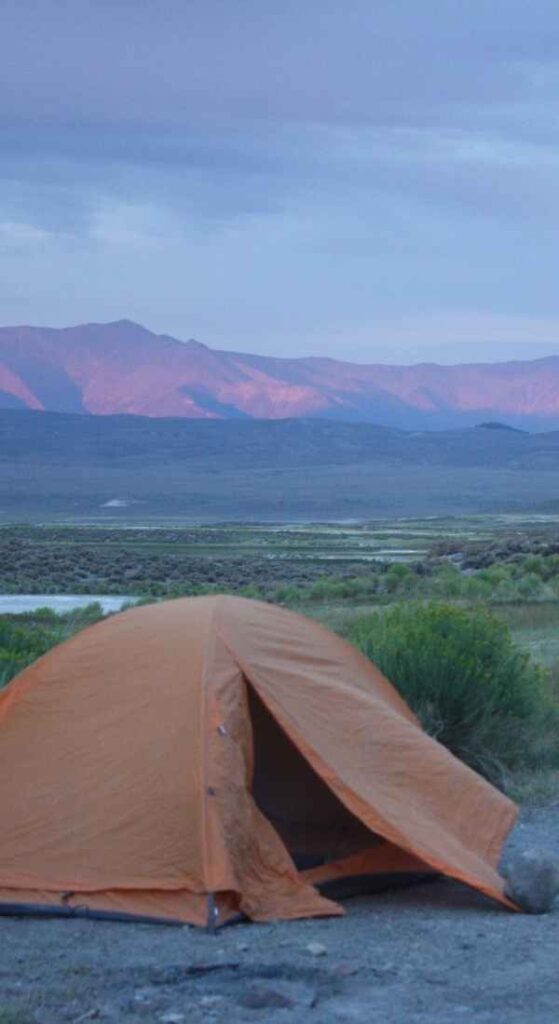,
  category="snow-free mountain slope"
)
[1,319,559,429]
